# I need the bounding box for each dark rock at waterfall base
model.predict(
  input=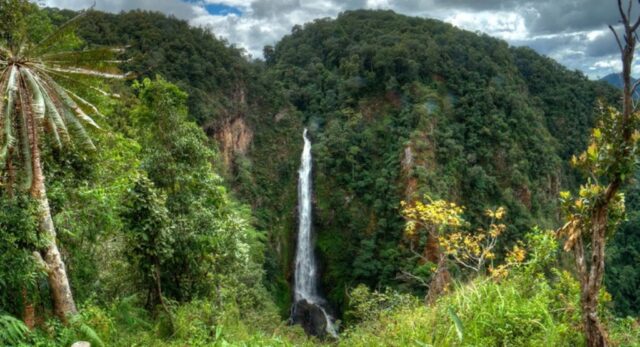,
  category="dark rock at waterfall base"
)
[291,299,332,339]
